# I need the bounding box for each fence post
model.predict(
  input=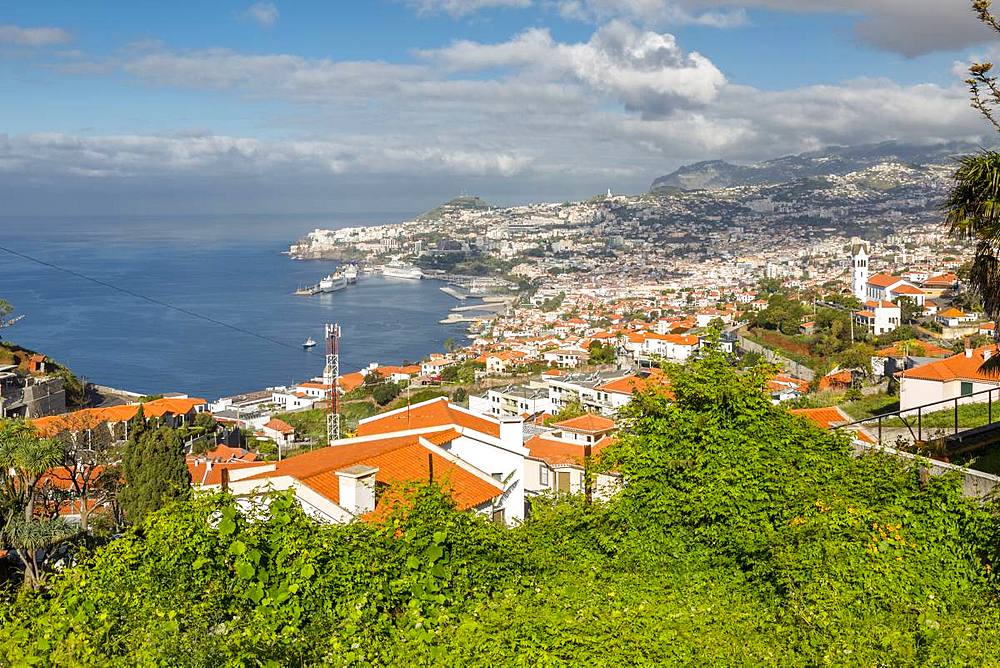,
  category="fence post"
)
[955,397,959,436]
[918,407,922,443]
